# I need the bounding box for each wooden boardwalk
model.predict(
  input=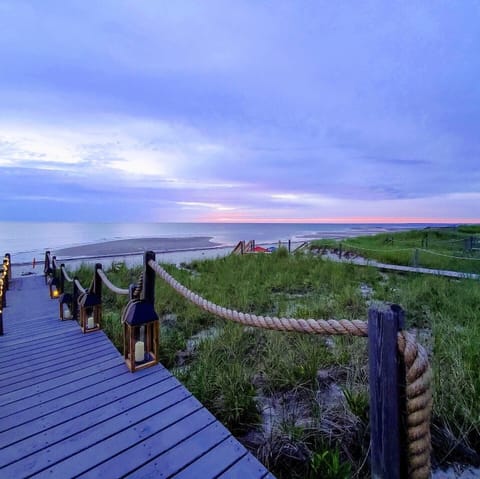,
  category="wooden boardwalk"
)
[0,275,274,478]
[320,252,480,280]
